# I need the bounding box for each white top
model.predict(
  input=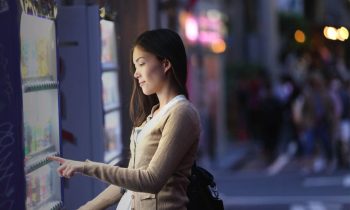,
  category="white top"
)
[116,95,187,210]
[116,190,132,210]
